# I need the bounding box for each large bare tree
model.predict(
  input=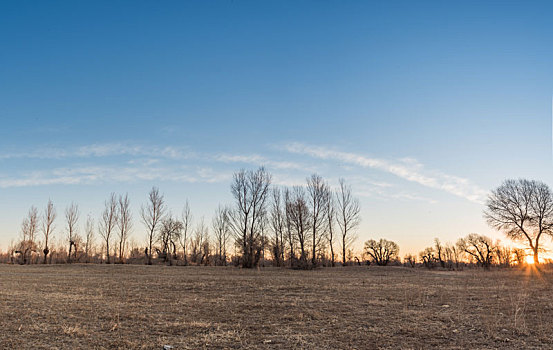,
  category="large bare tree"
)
[336,178,360,266]
[65,202,80,263]
[484,179,553,264]
[99,193,118,264]
[41,200,56,264]
[117,193,132,263]
[229,167,271,268]
[307,174,330,266]
[141,187,166,265]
